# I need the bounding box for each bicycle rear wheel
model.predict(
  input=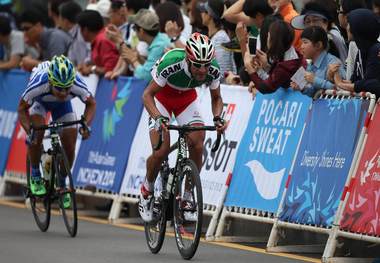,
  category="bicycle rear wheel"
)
[173,158,203,260]
[26,156,51,232]
[144,169,169,254]
[55,149,77,237]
